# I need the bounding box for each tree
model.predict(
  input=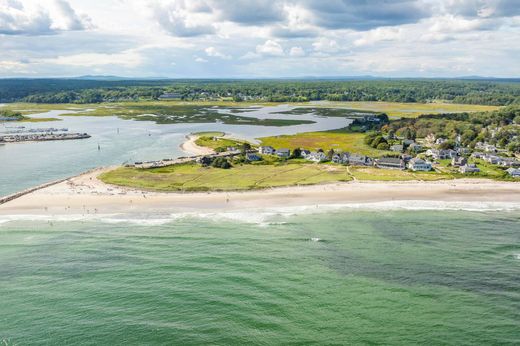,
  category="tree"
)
[438,140,455,150]
[326,149,335,160]
[377,143,390,150]
[291,148,302,159]
[240,142,251,154]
